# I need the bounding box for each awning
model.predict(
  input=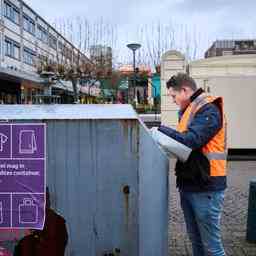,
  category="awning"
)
[0,66,44,85]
